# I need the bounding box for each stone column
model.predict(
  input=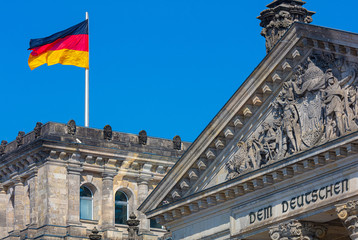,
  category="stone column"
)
[13,178,25,233]
[67,165,82,225]
[336,200,358,240]
[101,172,115,229]
[269,220,327,240]
[0,186,7,238]
[137,178,150,232]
